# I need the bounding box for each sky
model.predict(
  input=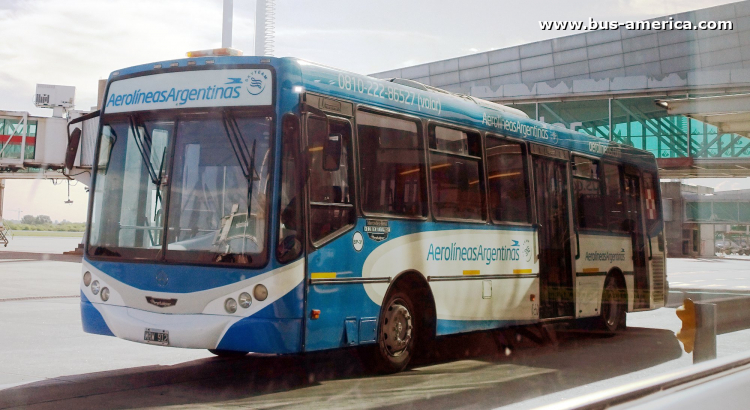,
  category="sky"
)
[0,0,747,222]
